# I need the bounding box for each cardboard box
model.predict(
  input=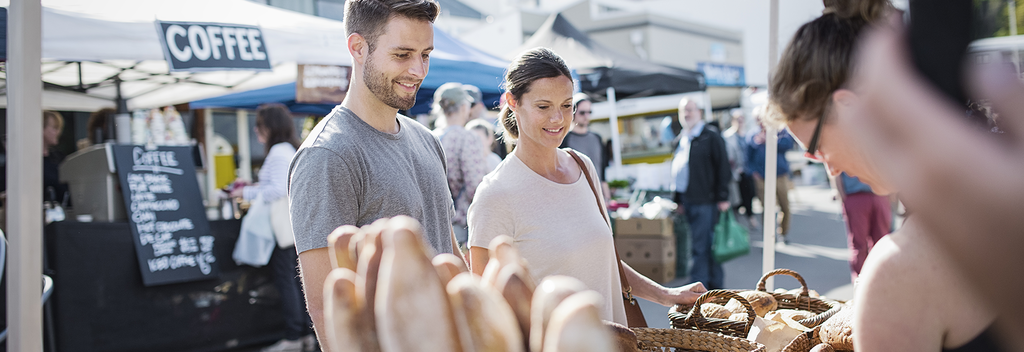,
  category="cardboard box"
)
[614,217,673,238]
[615,236,676,264]
[628,261,676,284]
